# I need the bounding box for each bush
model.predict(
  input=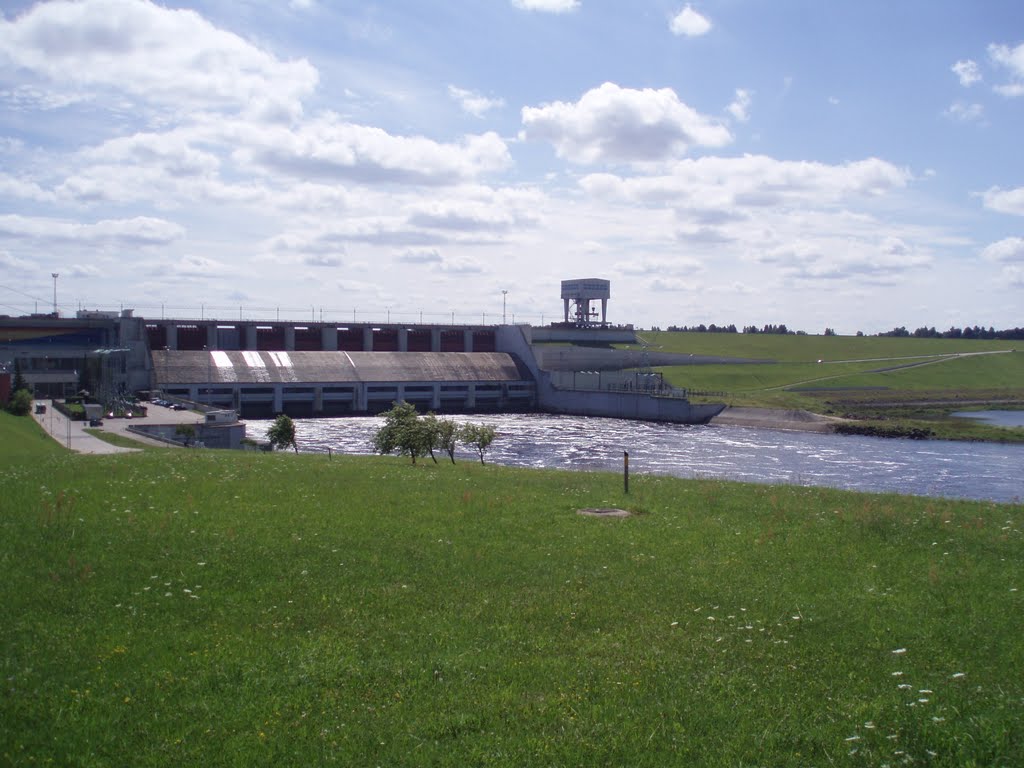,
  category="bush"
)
[6,389,32,416]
